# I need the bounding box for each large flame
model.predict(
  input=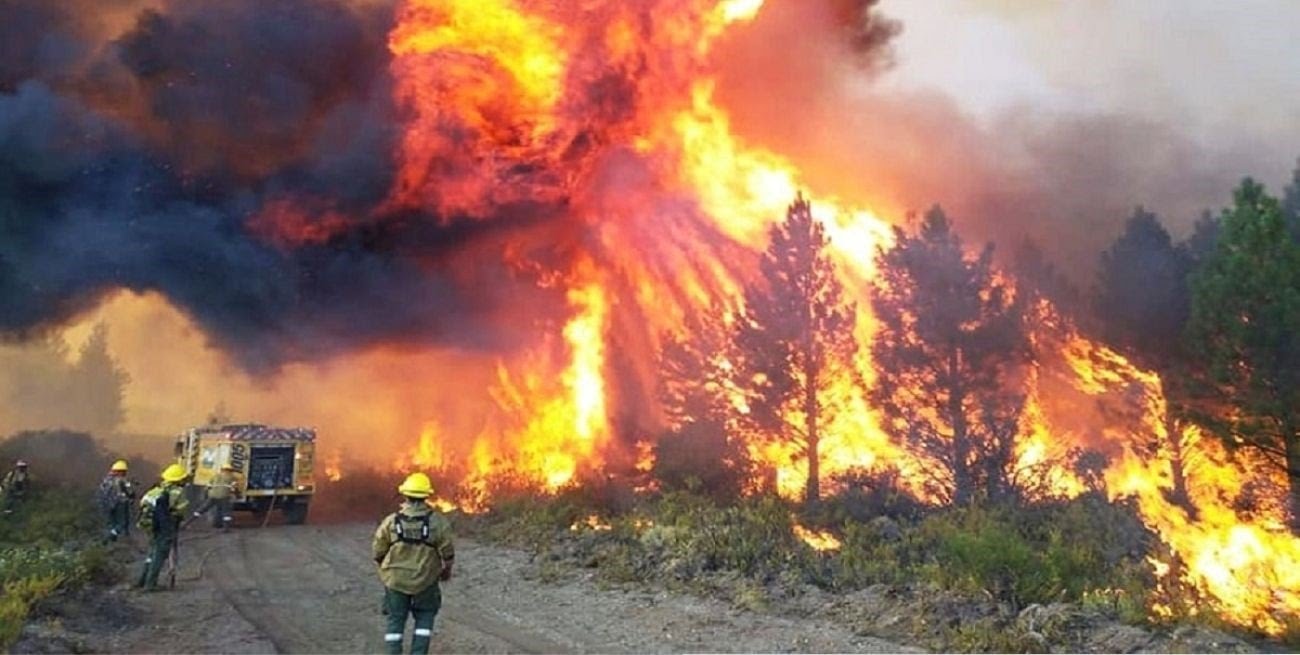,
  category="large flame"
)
[372,2,1300,633]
